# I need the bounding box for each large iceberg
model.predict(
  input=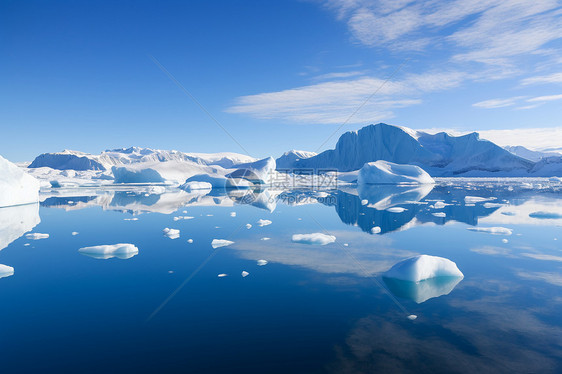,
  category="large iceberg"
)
[112,160,223,185]
[357,160,435,185]
[0,264,14,279]
[0,155,40,207]
[226,157,277,186]
[383,255,464,282]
